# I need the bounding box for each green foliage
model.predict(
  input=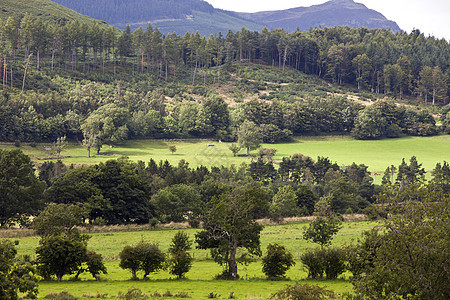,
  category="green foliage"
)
[168,232,193,278]
[169,145,177,155]
[237,120,262,155]
[36,233,89,281]
[228,144,241,157]
[300,248,347,280]
[119,242,166,280]
[117,288,148,300]
[303,216,342,248]
[196,191,264,280]
[270,283,336,300]
[262,243,295,279]
[270,186,300,217]
[0,240,38,300]
[0,149,44,227]
[32,203,88,236]
[350,184,450,299]
[45,159,154,225]
[84,250,107,280]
